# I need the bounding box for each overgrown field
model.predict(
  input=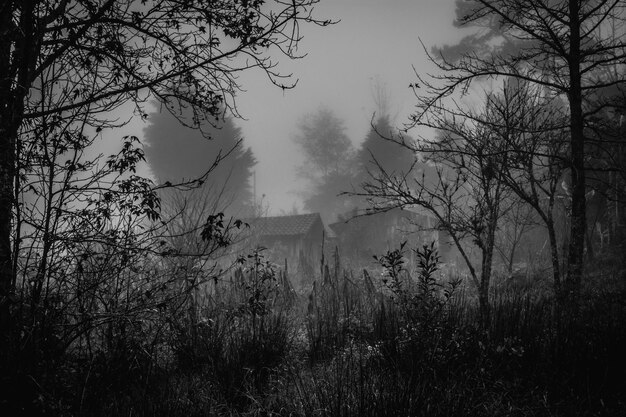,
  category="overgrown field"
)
[3,245,626,417]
